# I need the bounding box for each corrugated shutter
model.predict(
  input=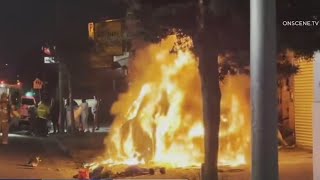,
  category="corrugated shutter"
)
[294,61,314,150]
